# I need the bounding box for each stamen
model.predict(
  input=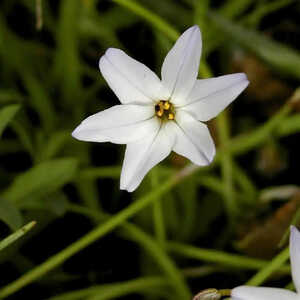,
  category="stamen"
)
[157,110,163,117]
[168,113,174,120]
[163,101,170,110]
[155,100,175,121]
